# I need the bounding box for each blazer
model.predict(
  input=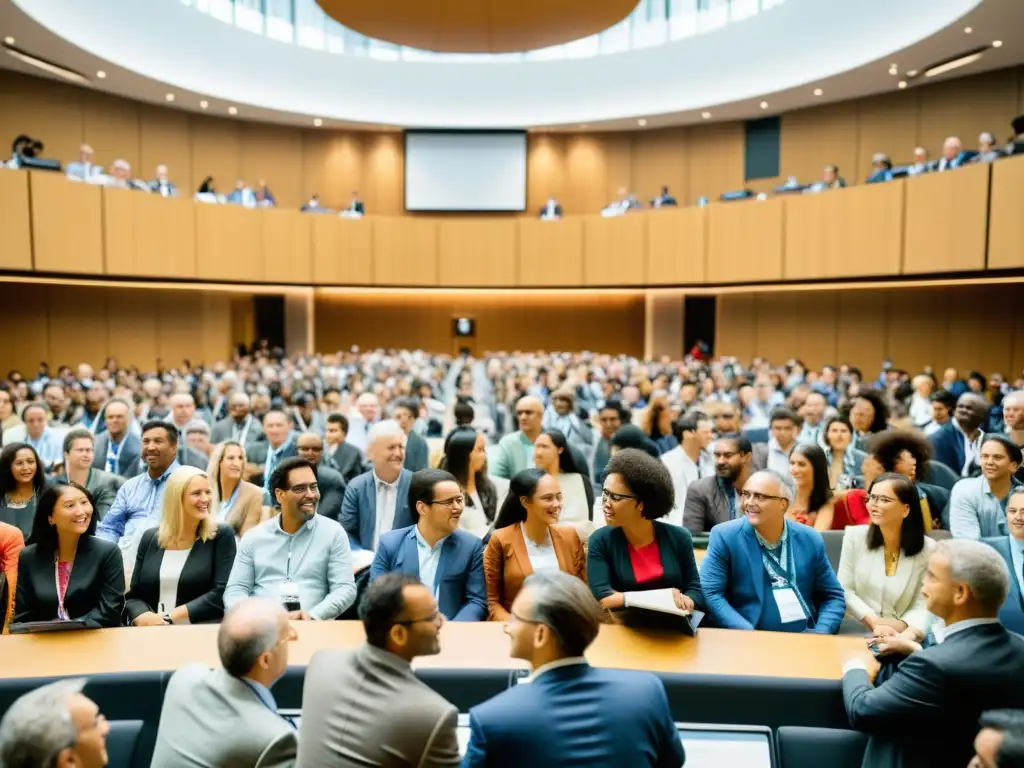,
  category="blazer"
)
[14,536,125,628]
[56,469,124,521]
[836,526,934,634]
[328,442,365,485]
[314,464,346,523]
[844,622,1024,768]
[92,431,141,477]
[462,663,684,768]
[296,644,460,768]
[340,469,414,550]
[587,522,704,610]
[700,518,846,634]
[929,422,968,477]
[0,522,24,633]
[984,536,1024,634]
[210,416,265,448]
[489,431,532,480]
[124,523,236,624]
[483,523,586,621]
[682,476,739,534]
[223,480,265,538]
[370,525,486,621]
[403,430,430,473]
[150,663,297,768]
[246,441,298,488]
